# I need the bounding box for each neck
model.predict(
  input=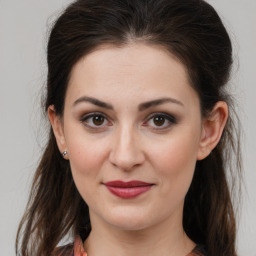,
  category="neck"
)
[84,211,195,256]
